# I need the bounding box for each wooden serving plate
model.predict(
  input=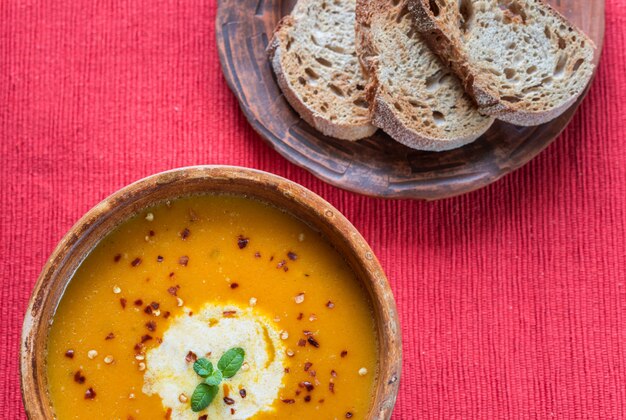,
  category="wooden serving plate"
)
[21,166,401,419]
[216,0,605,200]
